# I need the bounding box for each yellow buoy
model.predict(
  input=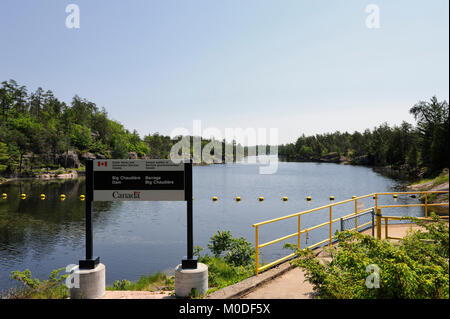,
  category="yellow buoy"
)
[330,196,335,201]
[20,193,26,199]
[235,197,241,202]
[282,196,288,201]
[40,194,46,200]
[212,196,218,202]
[60,194,66,200]
[306,196,312,201]
[259,197,264,202]
[2,193,7,199]
[80,195,85,201]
